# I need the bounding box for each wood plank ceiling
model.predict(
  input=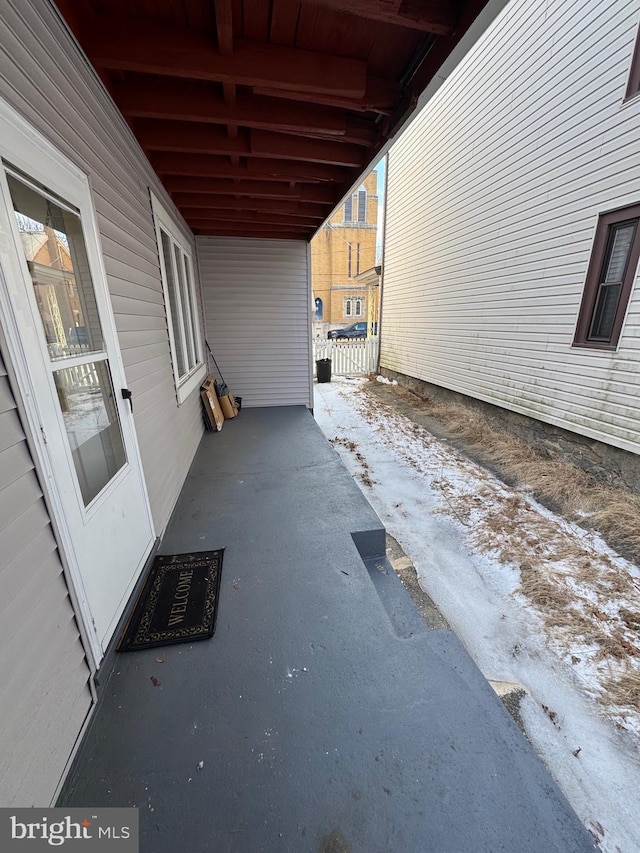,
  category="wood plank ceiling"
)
[56,0,488,241]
